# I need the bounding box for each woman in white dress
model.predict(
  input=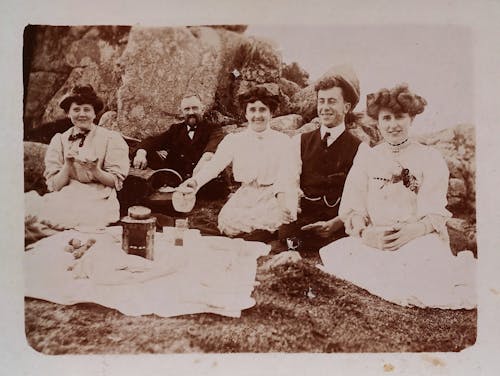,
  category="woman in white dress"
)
[319,84,476,309]
[180,86,296,238]
[25,85,129,234]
